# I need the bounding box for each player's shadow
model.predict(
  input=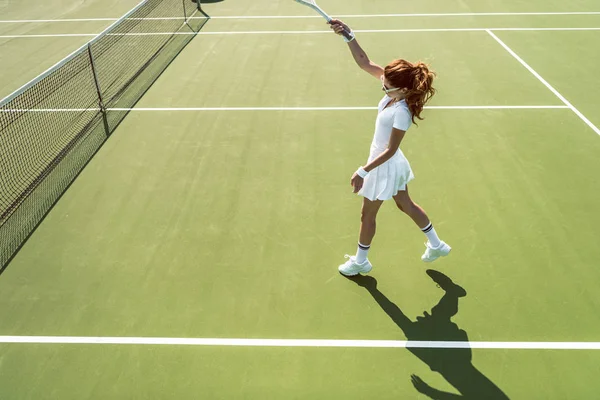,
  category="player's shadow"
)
[347,270,509,399]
